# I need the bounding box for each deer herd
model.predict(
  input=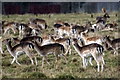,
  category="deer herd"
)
[0,12,119,72]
